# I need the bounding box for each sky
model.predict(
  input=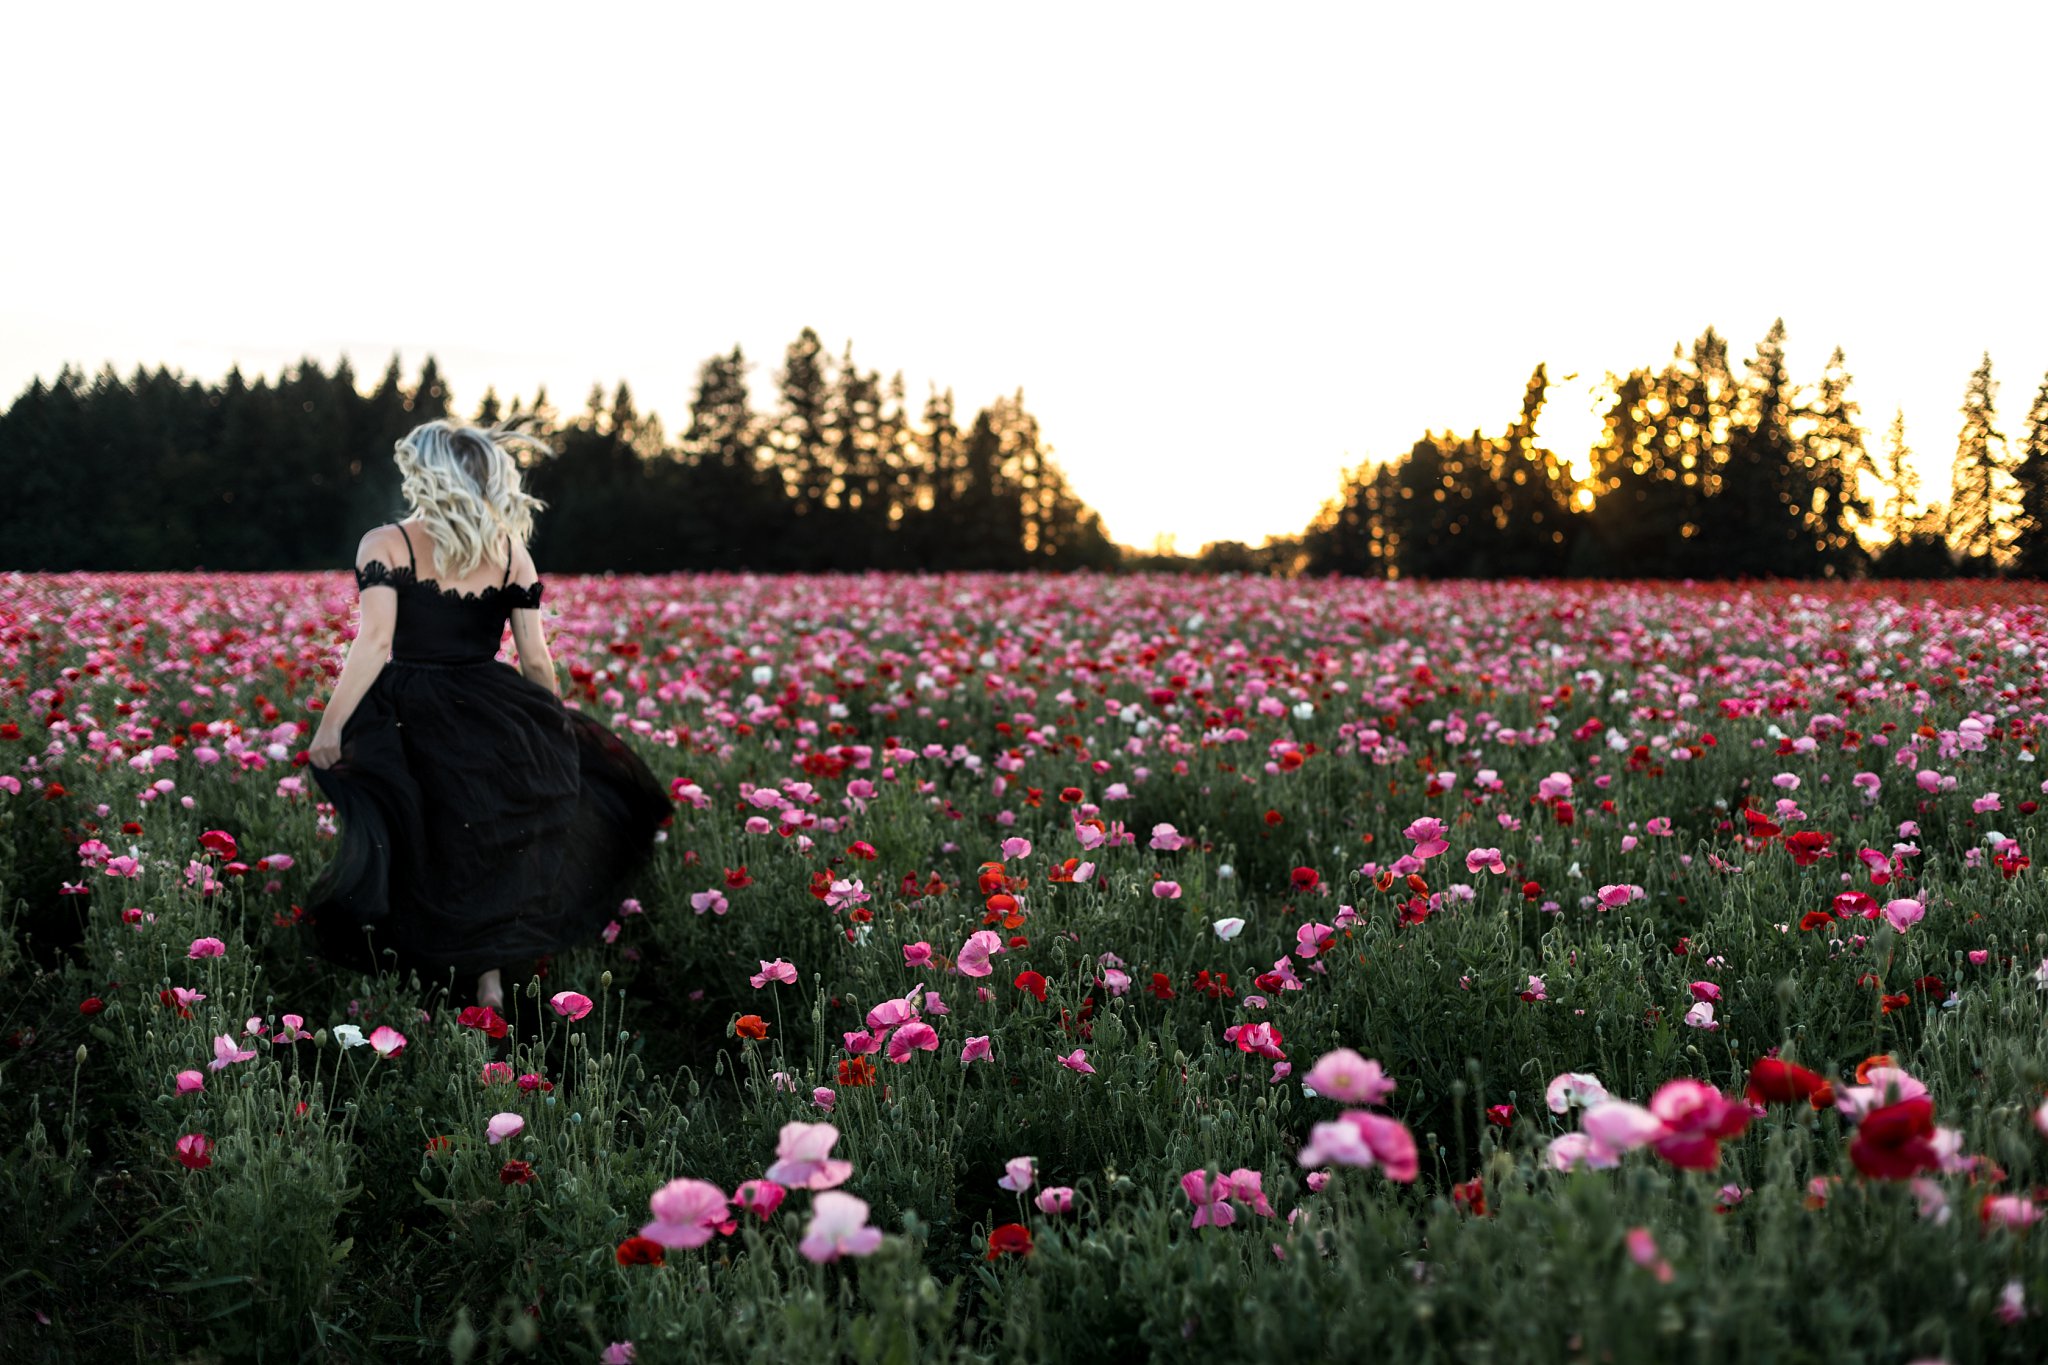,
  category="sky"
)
[3,1,2044,552]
